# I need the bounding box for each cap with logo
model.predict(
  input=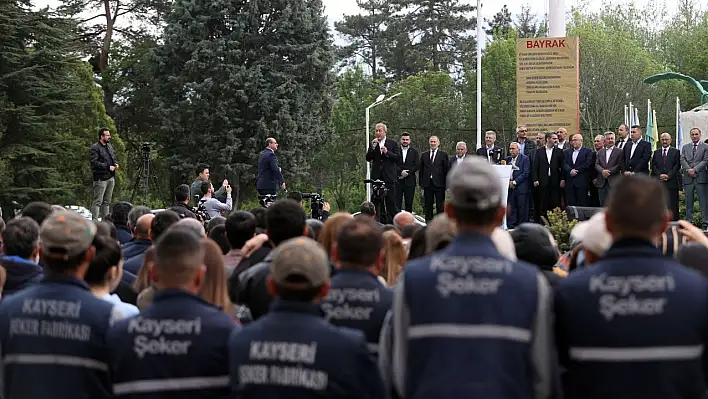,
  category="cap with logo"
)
[447,157,502,211]
[269,237,329,288]
[40,211,97,260]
